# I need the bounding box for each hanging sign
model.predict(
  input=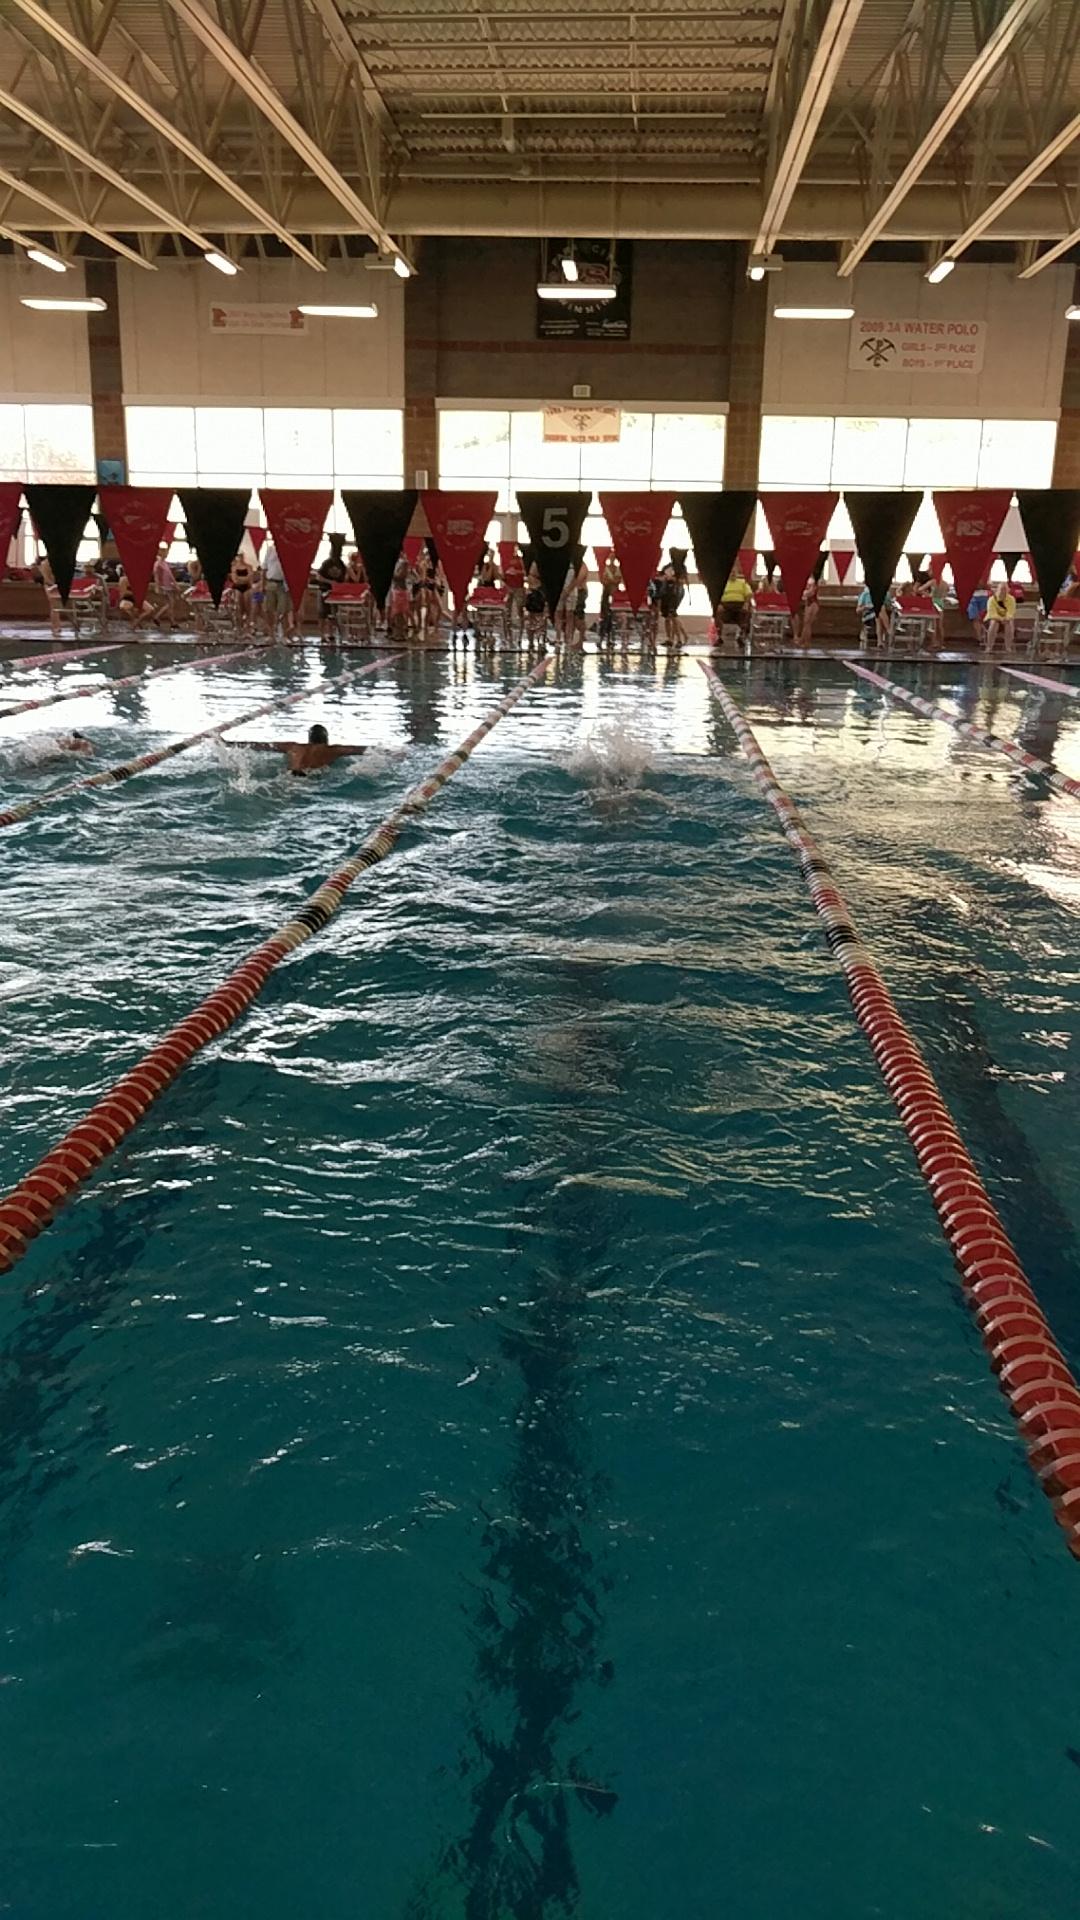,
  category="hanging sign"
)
[849,317,986,375]
[846,491,921,613]
[932,490,1011,615]
[516,491,591,615]
[543,404,622,444]
[23,484,97,604]
[343,489,419,608]
[599,492,675,610]
[679,492,757,610]
[98,486,173,607]
[536,239,633,341]
[0,482,23,580]
[260,489,333,613]
[760,492,838,614]
[209,304,306,335]
[422,490,497,609]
